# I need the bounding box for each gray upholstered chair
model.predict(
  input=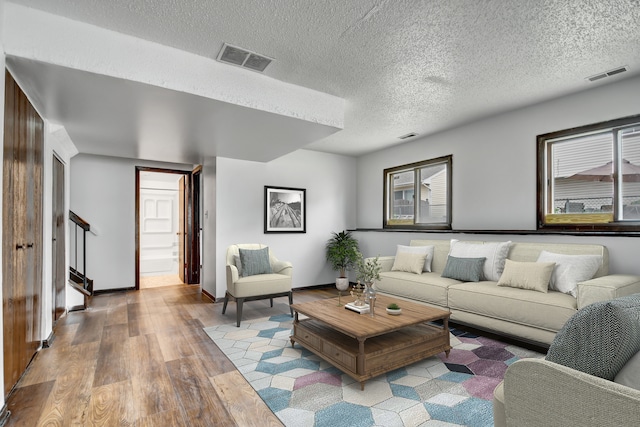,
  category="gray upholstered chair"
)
[223,243,293,327]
